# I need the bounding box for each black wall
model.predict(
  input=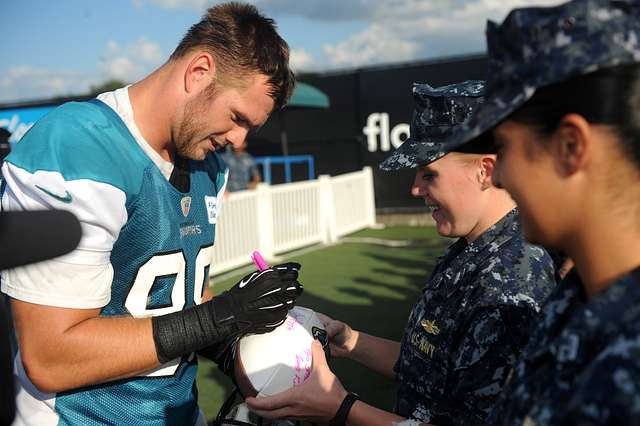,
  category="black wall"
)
[248,54,488,211]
